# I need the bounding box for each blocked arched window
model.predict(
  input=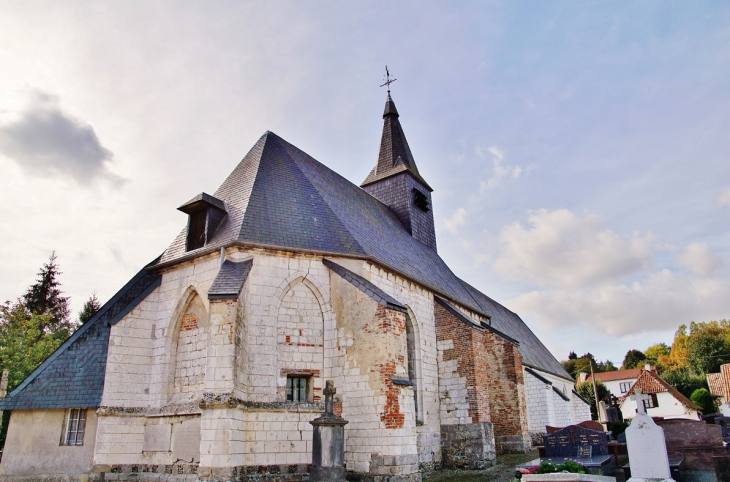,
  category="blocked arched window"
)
[405,307,424,423]
[172,293,208,397]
